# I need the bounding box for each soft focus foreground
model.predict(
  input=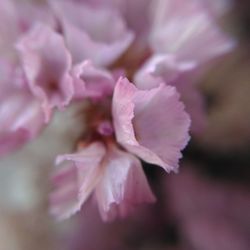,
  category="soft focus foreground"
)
[0,0,250,249]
